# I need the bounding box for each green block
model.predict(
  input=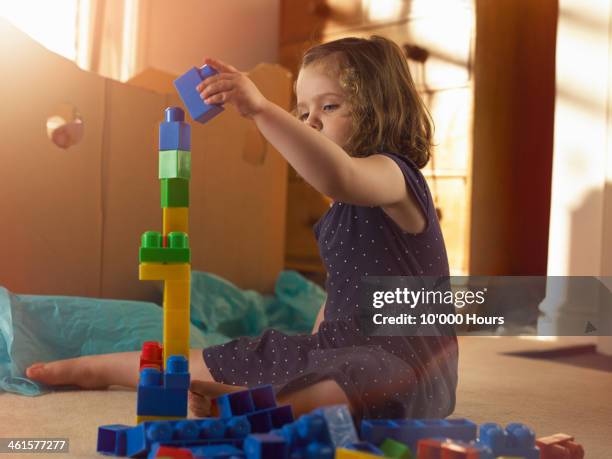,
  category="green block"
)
[159,149,191,179]
[380,438,413,459]
[161,178,189,207]
[139,231,191,263]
